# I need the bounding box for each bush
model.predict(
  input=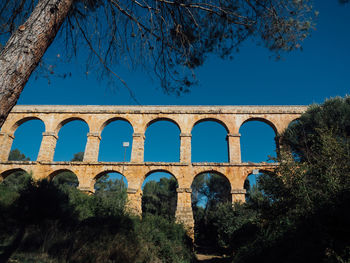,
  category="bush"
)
[231,97,350,263]
[136,214,194,263]
[0,178,194,263]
